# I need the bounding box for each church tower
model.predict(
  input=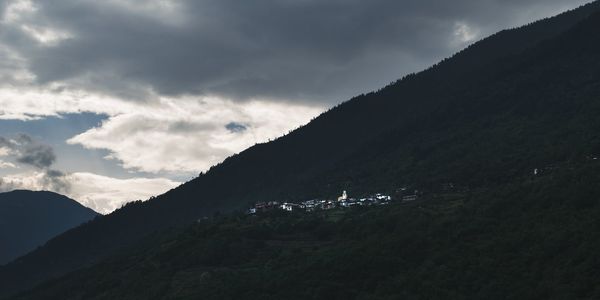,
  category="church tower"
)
[338,190,348,201]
